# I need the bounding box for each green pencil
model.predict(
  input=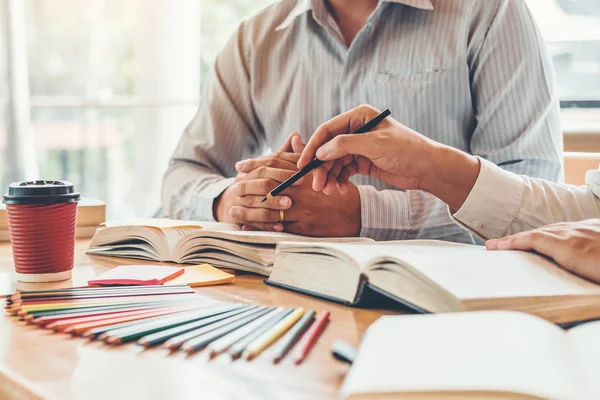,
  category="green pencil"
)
[272,309,316,363]
[137,305,256,347]
[103,305,248,344]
